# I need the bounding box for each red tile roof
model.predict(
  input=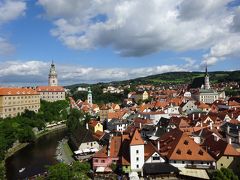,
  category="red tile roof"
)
[159,129,214,161]
[202,135,240,160]
[36,86,64,92]
[130,129,144,146]
[0,87,39,96]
